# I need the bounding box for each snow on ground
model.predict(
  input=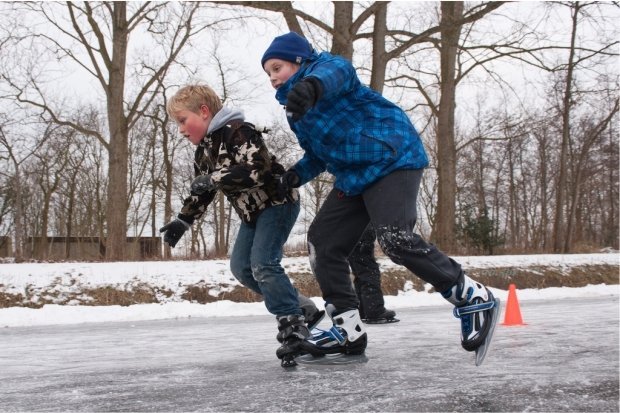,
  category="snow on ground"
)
[0,253,618,328]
